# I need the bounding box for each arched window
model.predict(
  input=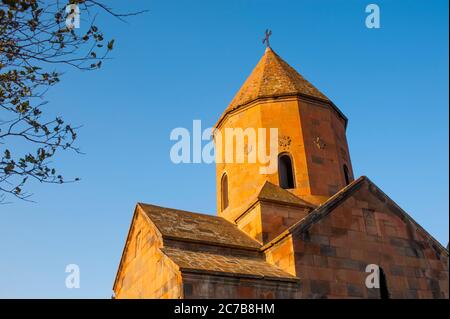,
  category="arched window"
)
[221,173,229,211]
[343,164,350,186]
[379,267,390,299]
[278,154,295,189]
